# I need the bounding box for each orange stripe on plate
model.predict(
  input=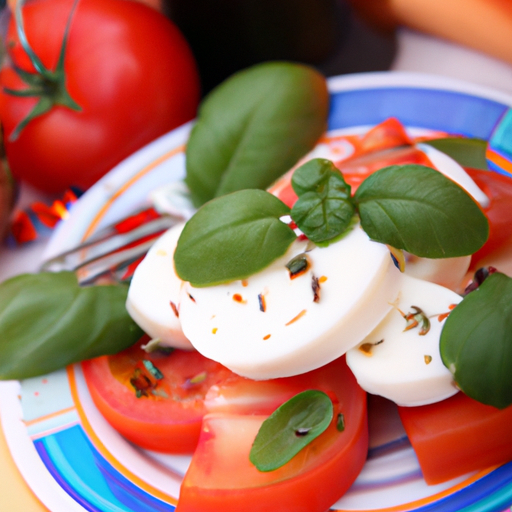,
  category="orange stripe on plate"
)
[67,362,178,505]
[333,466,497,512]
[23,406,77,427]
[82,144,185,242]
[66,141,185,505]
[487,148,512,174]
